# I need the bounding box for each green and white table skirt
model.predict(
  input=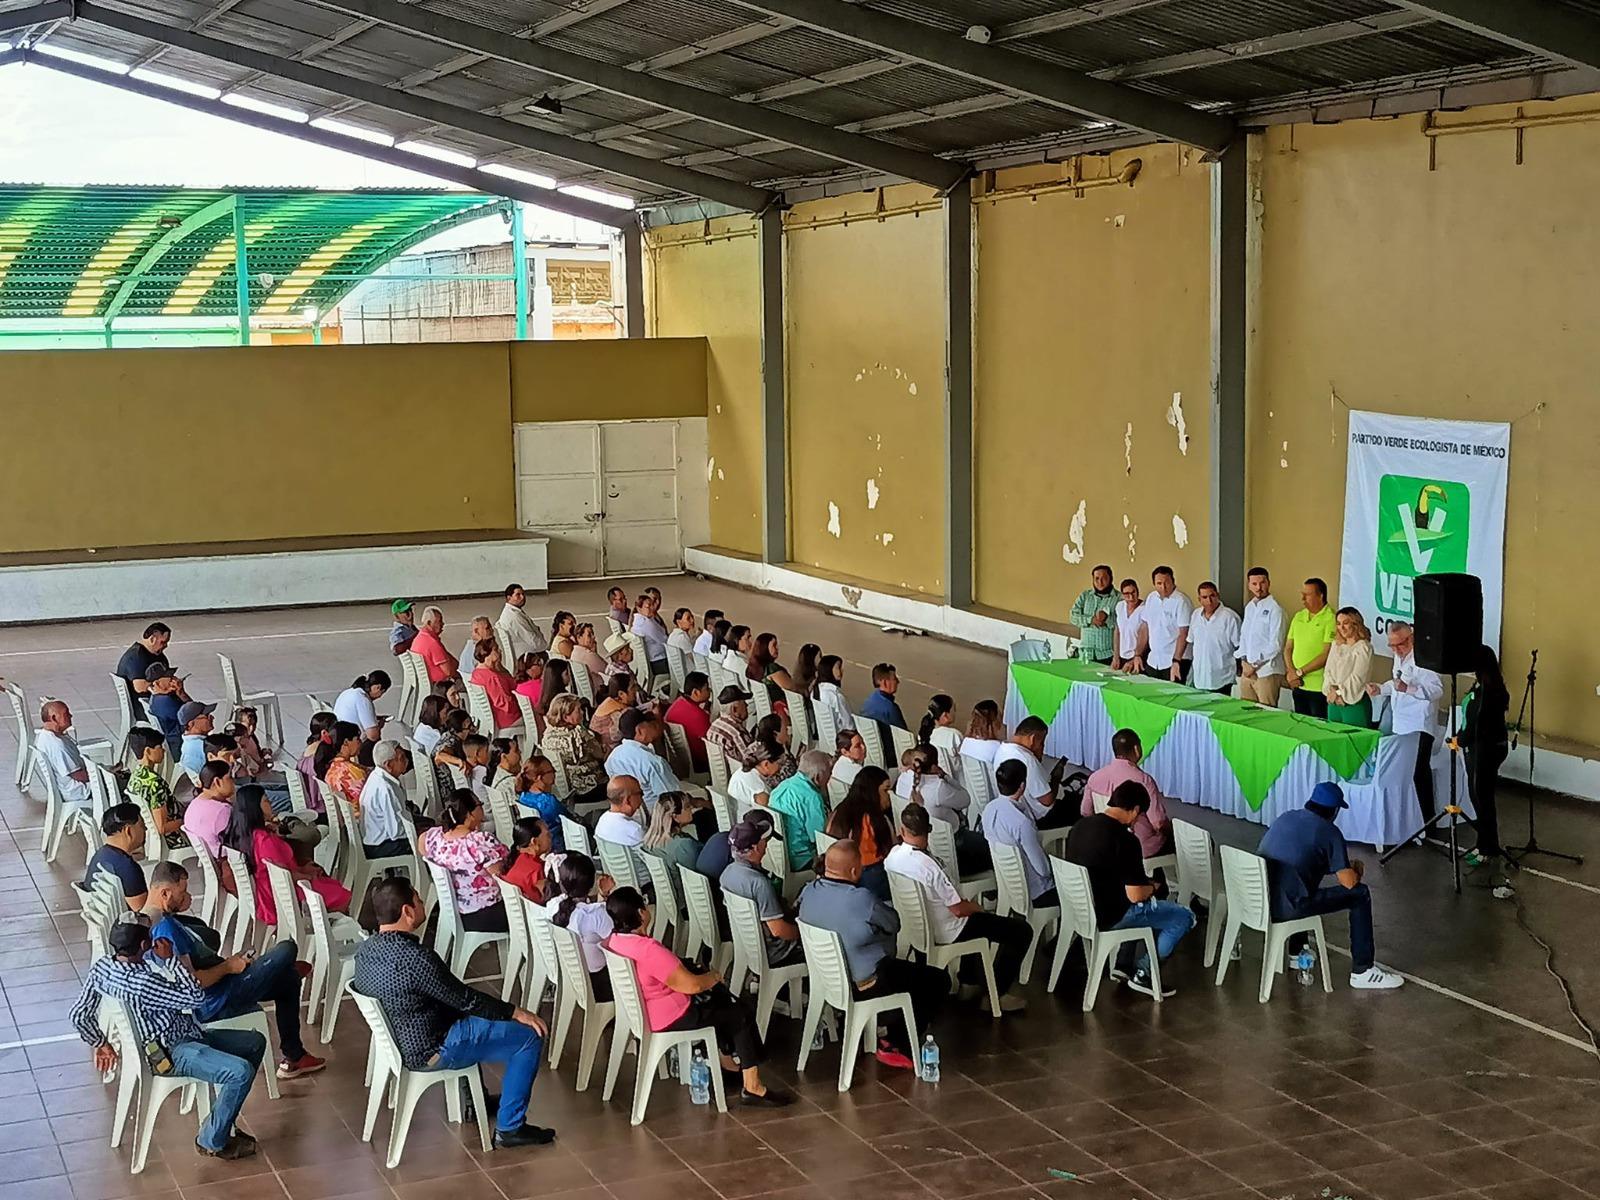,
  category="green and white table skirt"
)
[1005,660,1468,847]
